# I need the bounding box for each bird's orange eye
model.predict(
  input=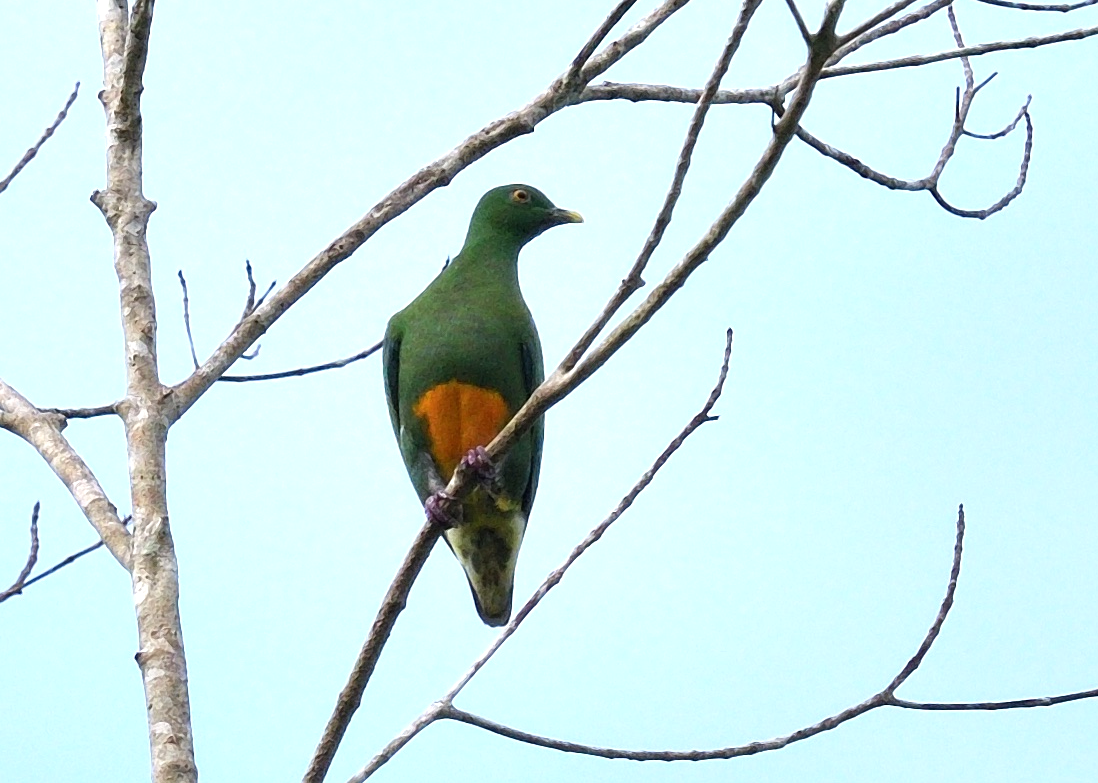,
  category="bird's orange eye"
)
[511,189,530,203]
